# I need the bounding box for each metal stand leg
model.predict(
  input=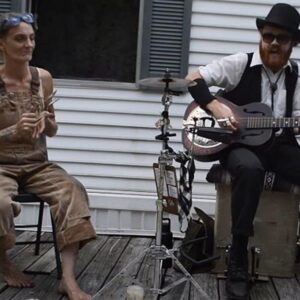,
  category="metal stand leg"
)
[93,244,209,299]
[93,71,209,299]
